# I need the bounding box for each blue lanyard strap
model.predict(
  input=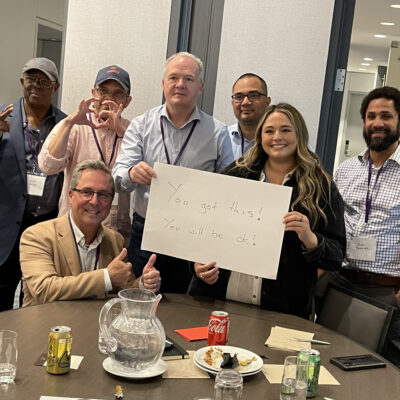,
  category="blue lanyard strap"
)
[88,113,118,167]
[160,117,198,165]
[365,157,384,223]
